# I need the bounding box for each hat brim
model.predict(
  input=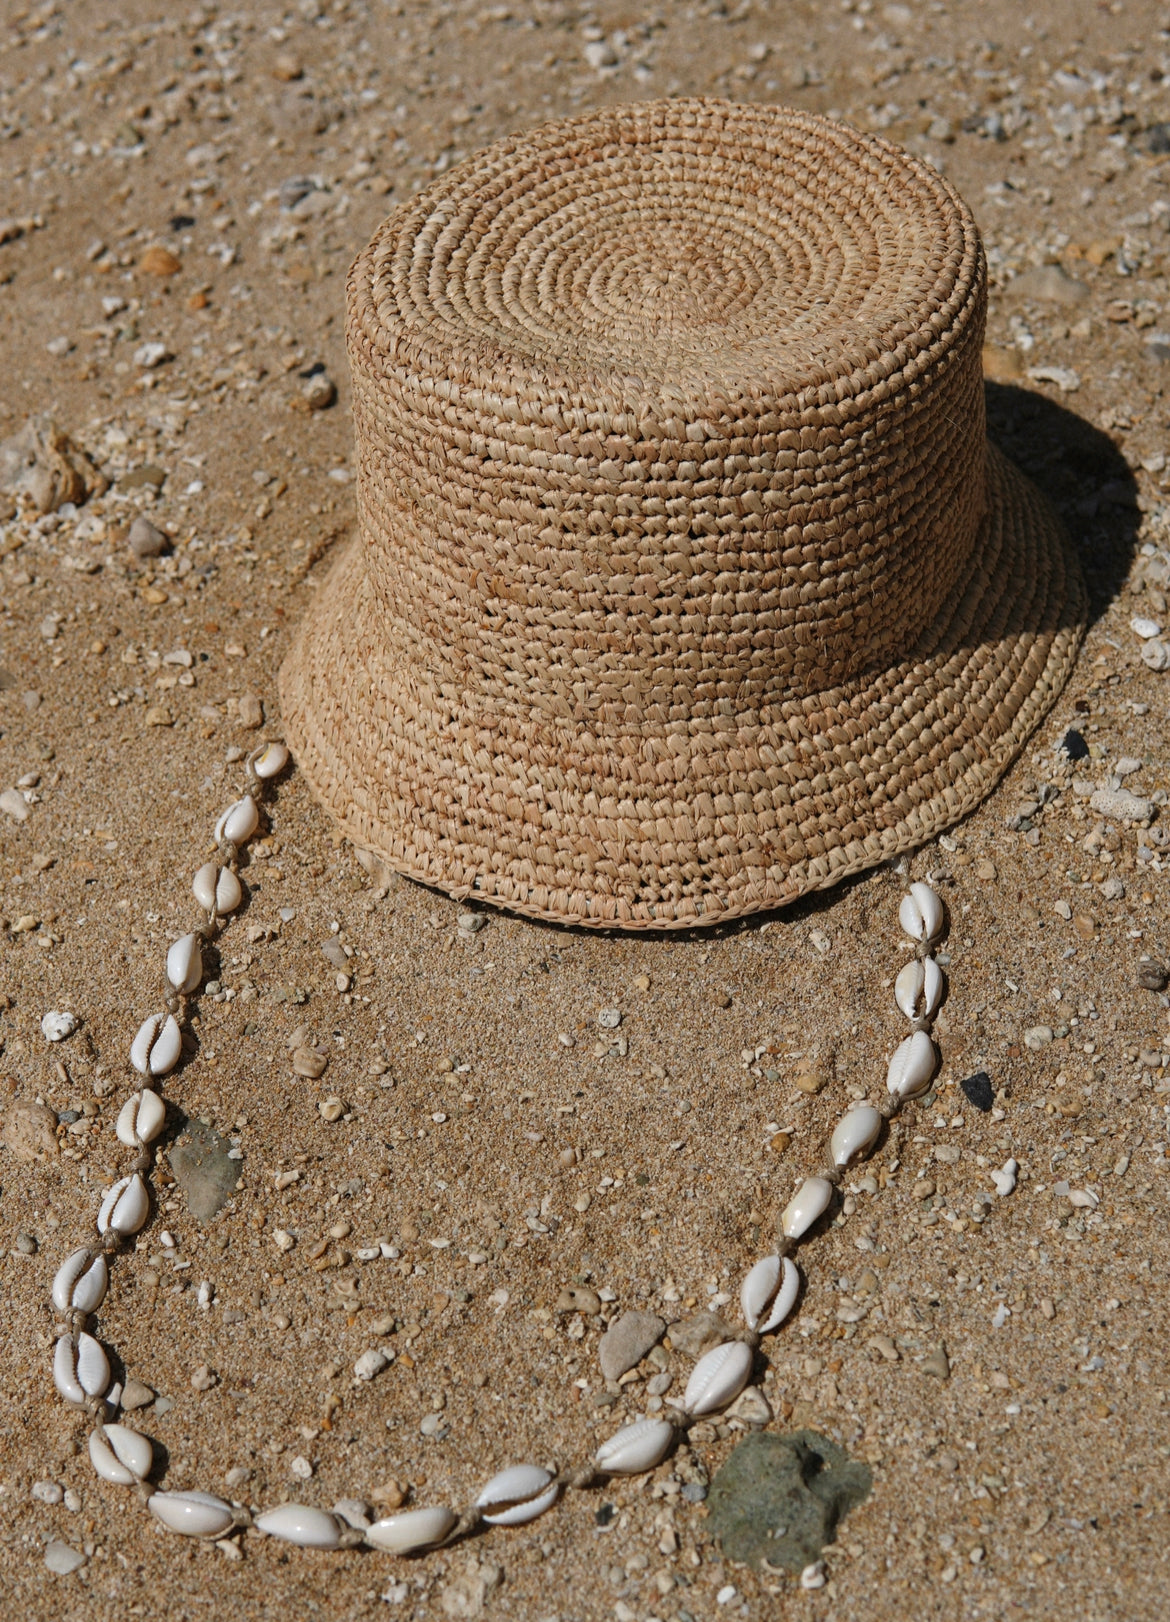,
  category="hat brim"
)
[279,441,1085,930]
